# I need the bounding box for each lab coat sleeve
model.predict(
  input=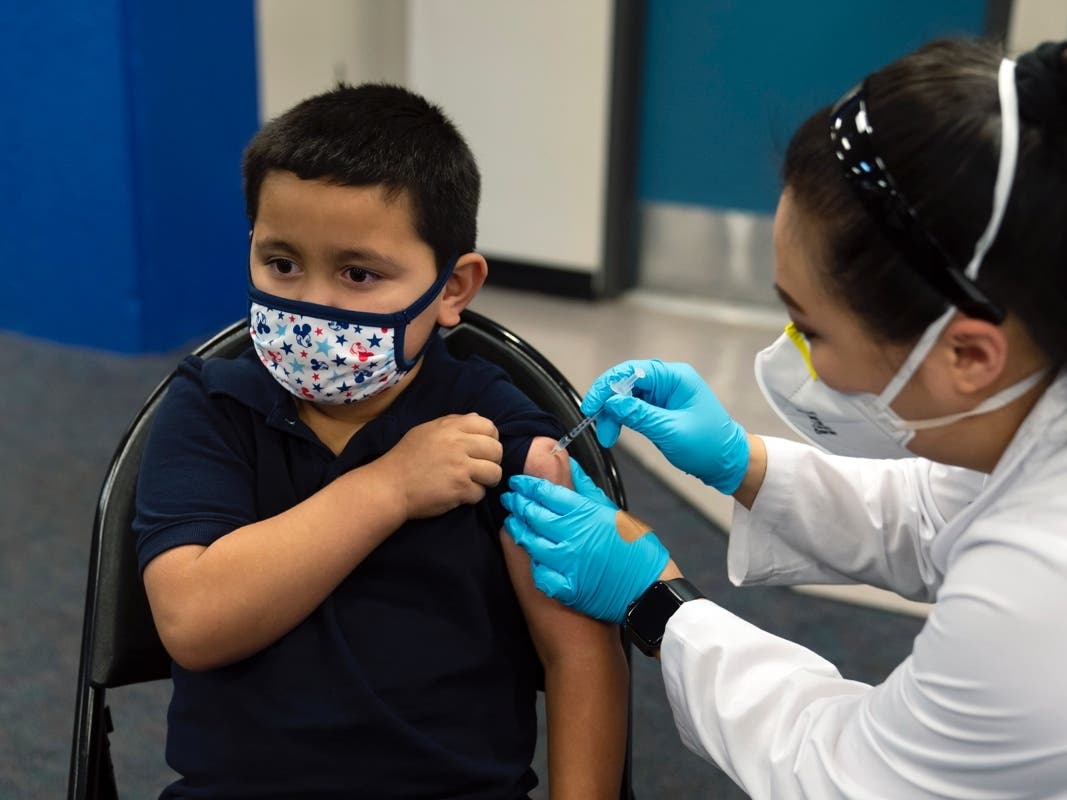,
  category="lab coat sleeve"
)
[728,437,986,601]
[661,507,1067,799]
